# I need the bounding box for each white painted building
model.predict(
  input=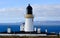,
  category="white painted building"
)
[37,28,41,33]
[24,4,34,32]
[20,23,24,31]
[7,26,11,33]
